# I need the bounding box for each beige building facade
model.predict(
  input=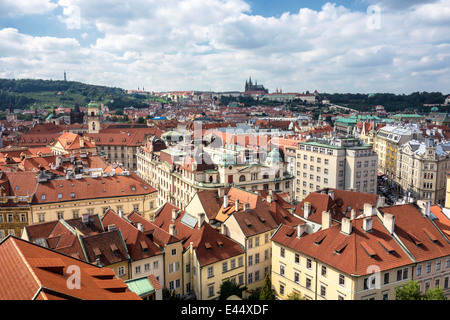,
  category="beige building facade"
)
[294,137,378,202]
